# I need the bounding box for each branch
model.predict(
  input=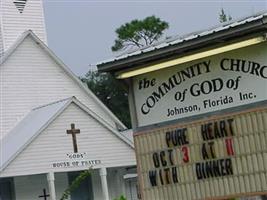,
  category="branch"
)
[126,38,143,48]
[150,33,161,44]
[121,43,138,51]
[136,31,149,46]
